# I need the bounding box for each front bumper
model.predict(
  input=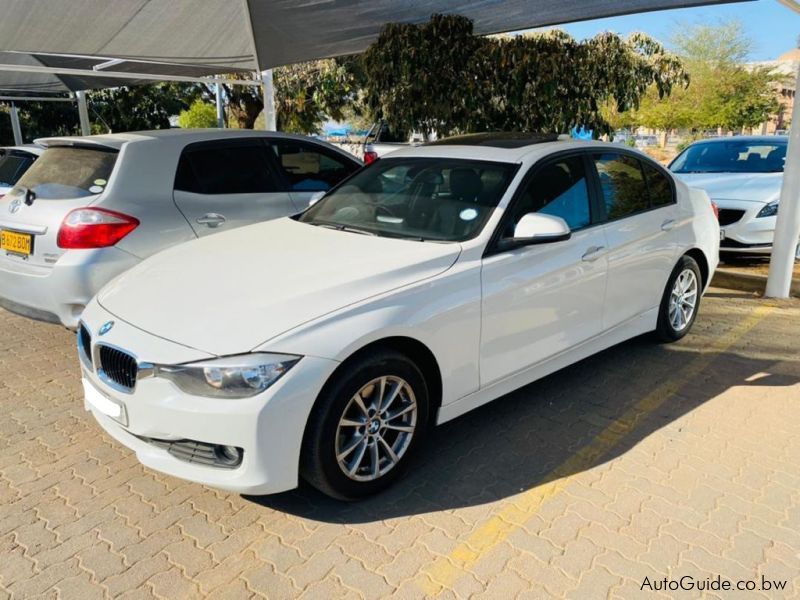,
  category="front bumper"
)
[79,302,339,495]
[715,199,797,255]
[0,247,139,328]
